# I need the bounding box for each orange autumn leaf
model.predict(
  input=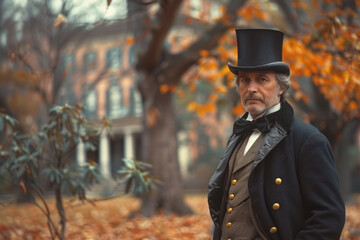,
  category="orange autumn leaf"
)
[199,50,210,57]
[209,93,218,102]
[185,17,192,24]
[214,85,227,94]
[311,0,319,8]
[255,9,266,21]
[219,6,226,14]
[188,83,197,91]
[177,90,185,98]
[238,7,253,20]
[160,84,169,93]
[168,85,176,92]
[196,108,207,117]
[348,101,358,111]
[232,103,245,116]
[218,65,228,77]
[126,36,134,45]
[203,103,216,113]
[187,102,198,111]
[294,91,303,101]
